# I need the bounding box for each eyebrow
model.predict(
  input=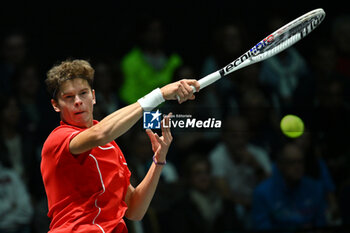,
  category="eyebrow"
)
[61,88,90,96]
